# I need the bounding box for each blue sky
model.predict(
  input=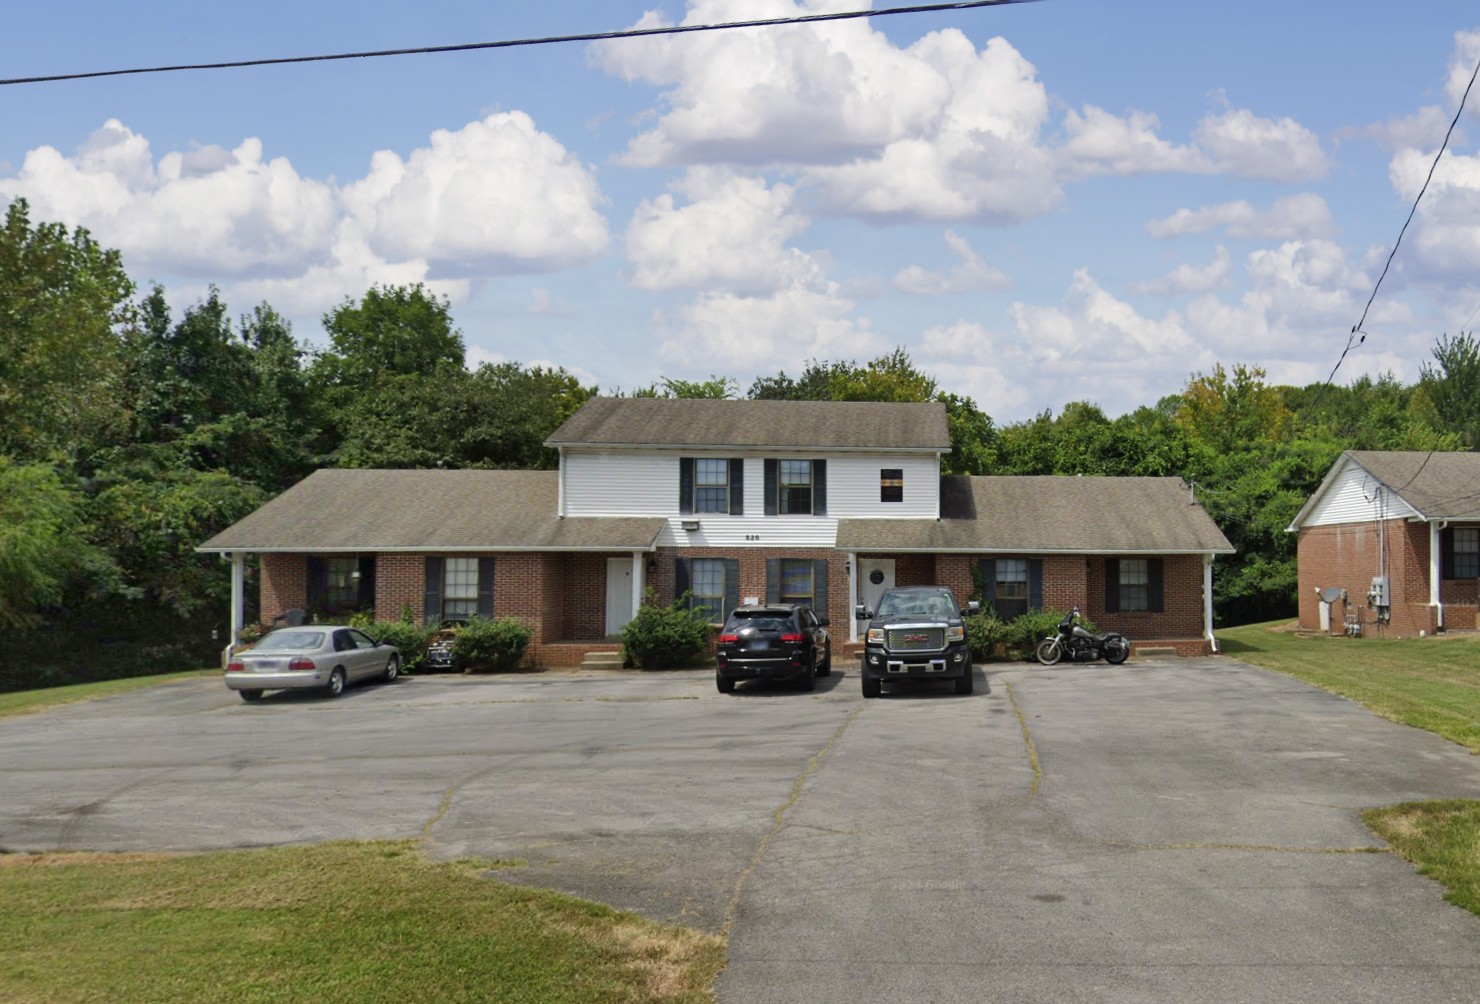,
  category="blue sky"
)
[4,1,1479,421]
